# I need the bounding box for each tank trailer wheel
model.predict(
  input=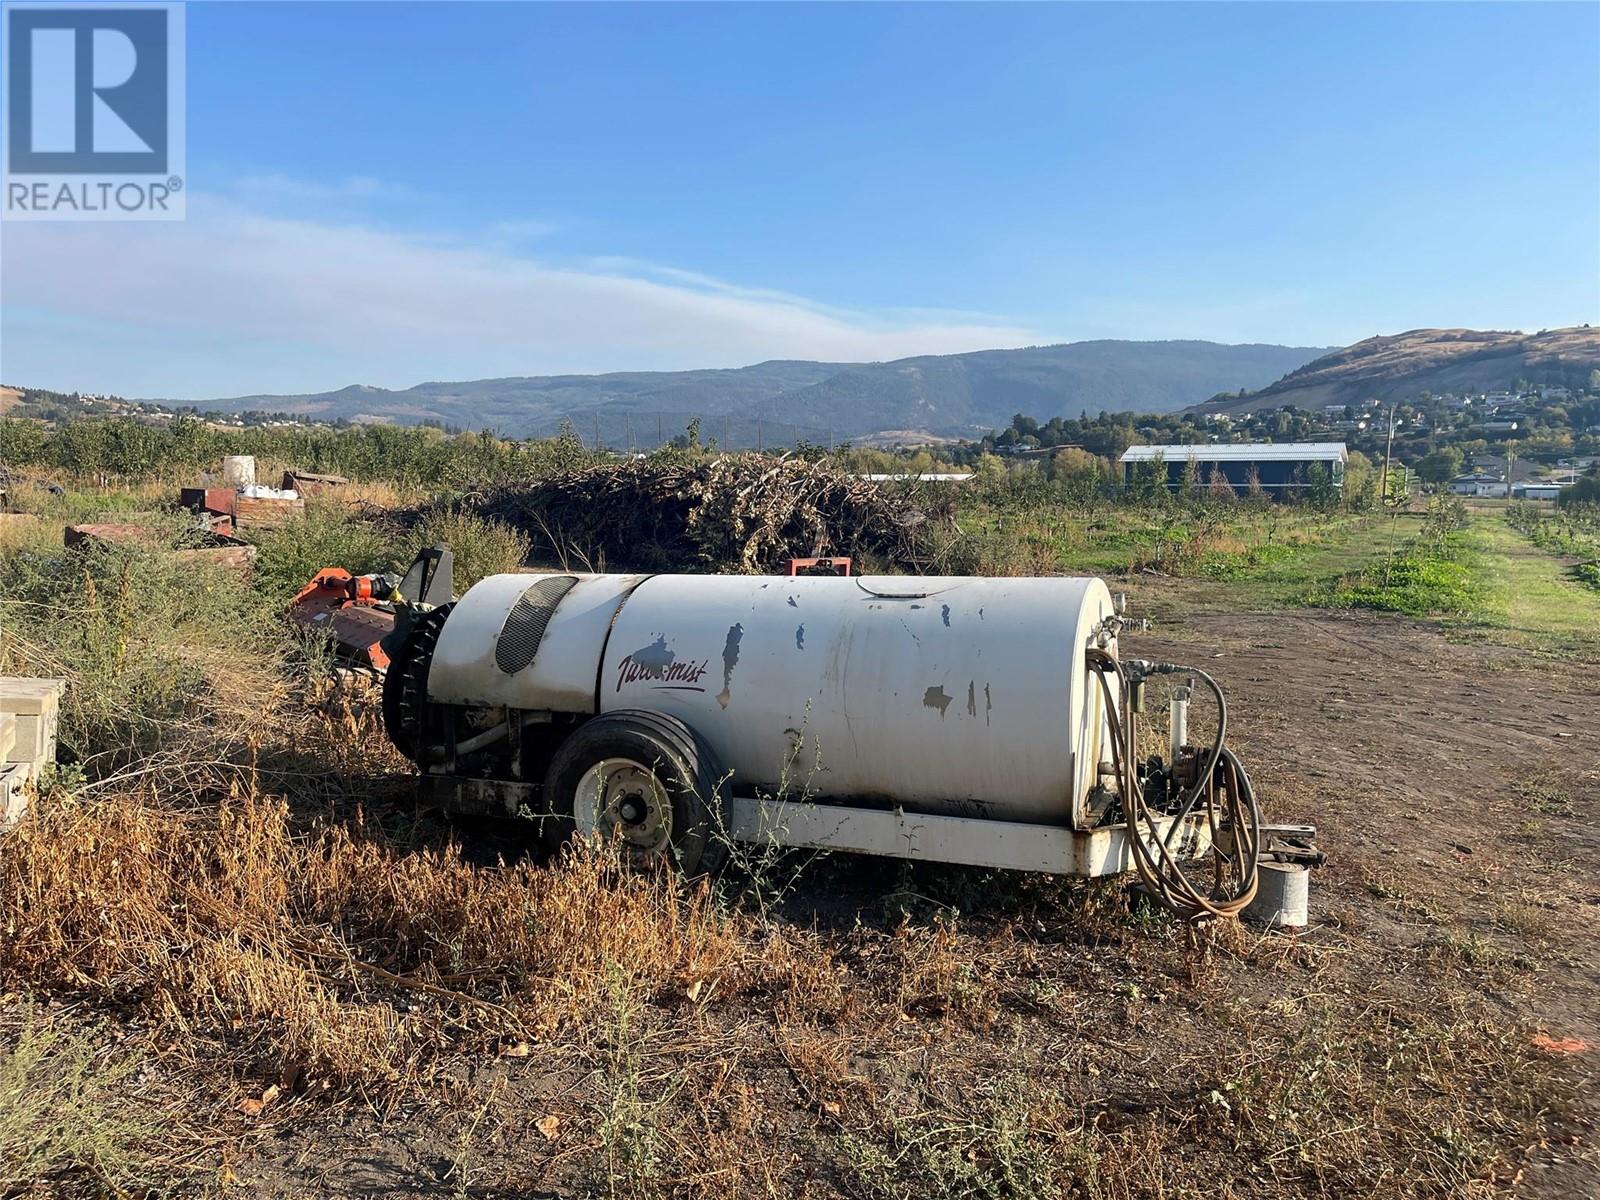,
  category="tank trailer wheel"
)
[541,710,728,874]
